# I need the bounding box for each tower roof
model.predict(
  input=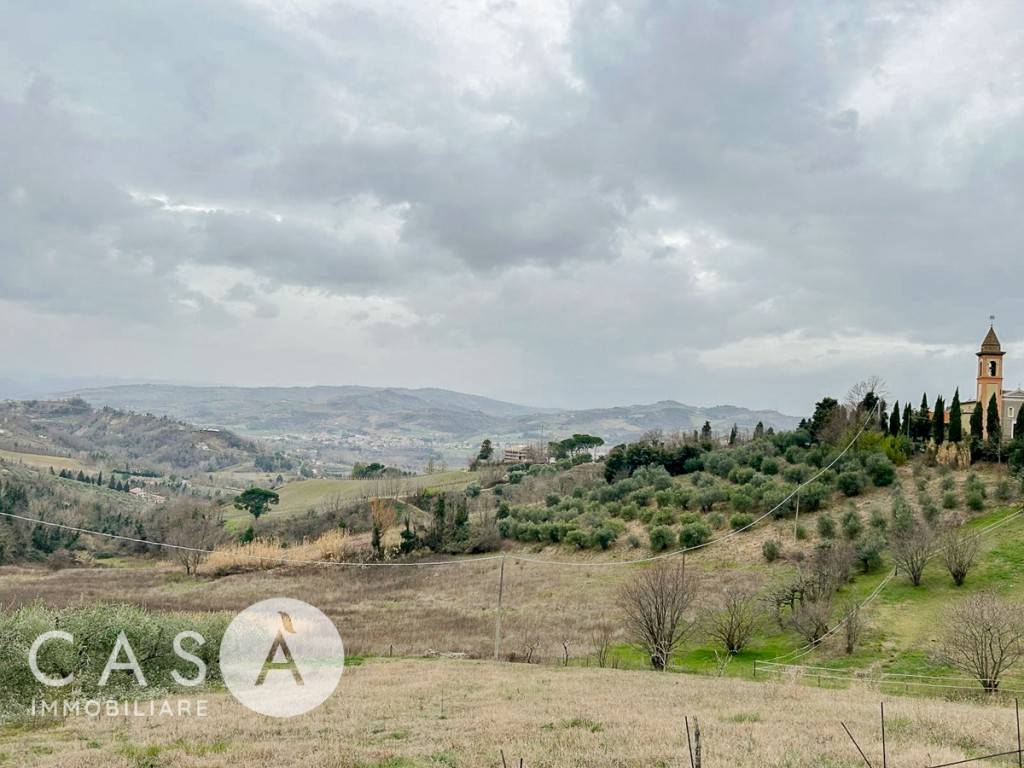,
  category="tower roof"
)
[979,325,1004,355]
